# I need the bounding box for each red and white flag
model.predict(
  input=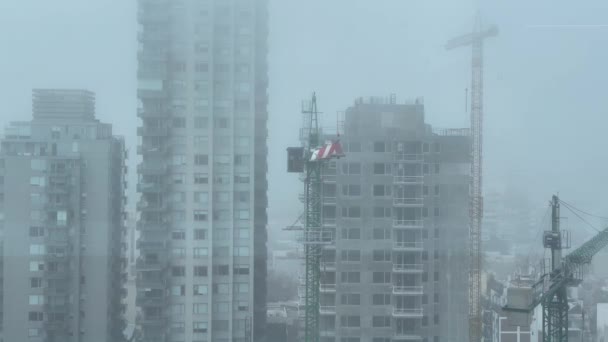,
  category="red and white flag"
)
[310,140,344,161]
